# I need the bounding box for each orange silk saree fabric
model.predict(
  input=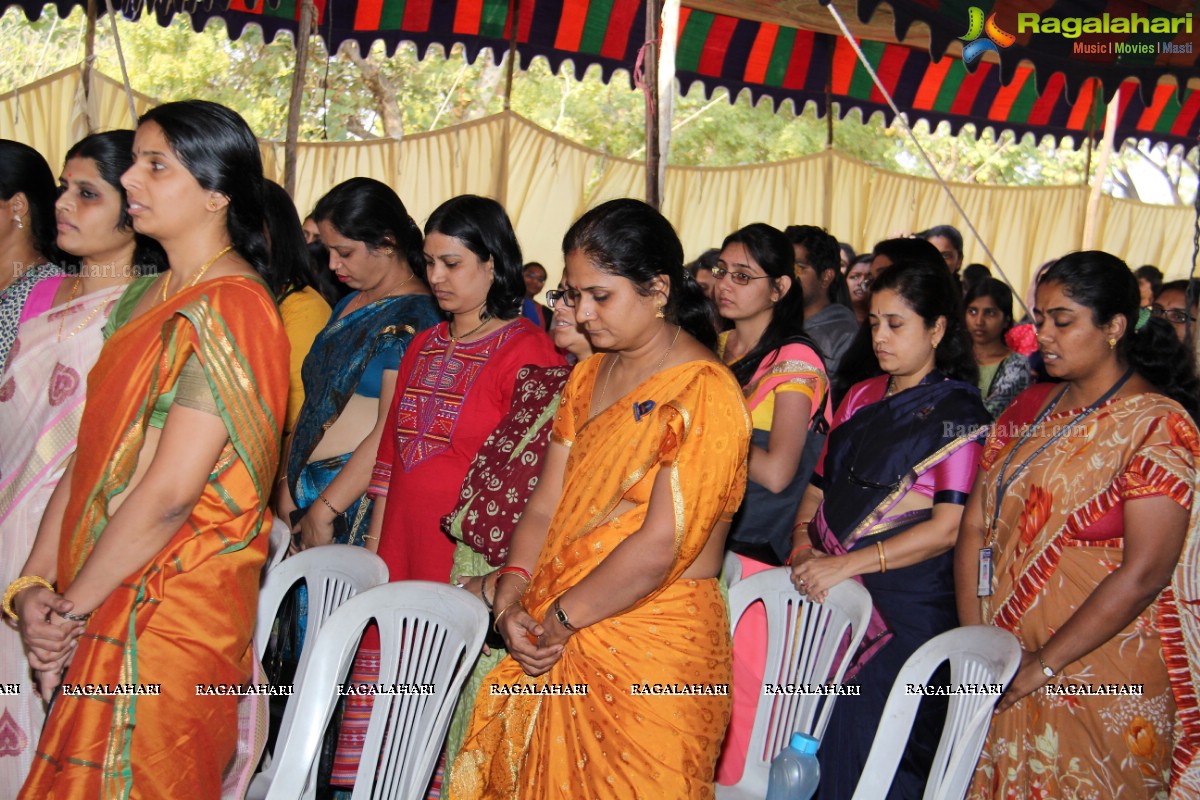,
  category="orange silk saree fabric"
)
[450,357,750,800]
[21,277,288,800]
